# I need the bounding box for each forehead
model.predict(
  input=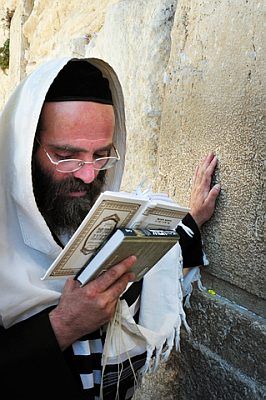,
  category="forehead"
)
[39,101,115,145]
